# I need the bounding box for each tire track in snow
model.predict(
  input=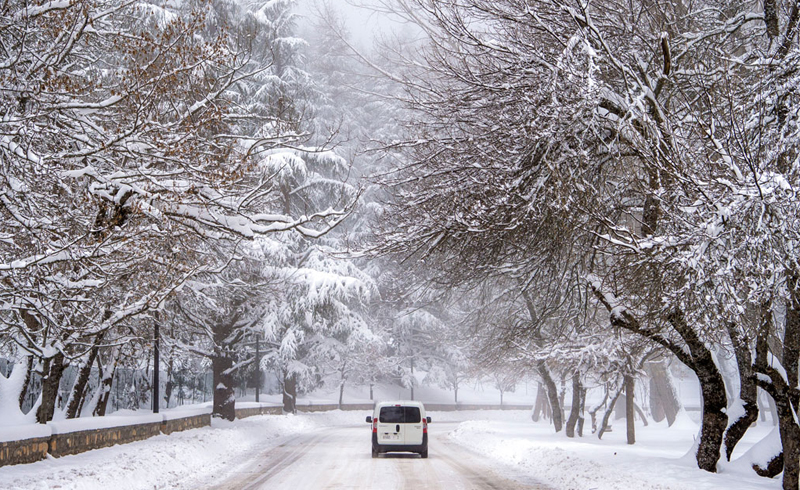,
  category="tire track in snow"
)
[208,430,332,490]
[211,421,552,489]
[429,435,548,490]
